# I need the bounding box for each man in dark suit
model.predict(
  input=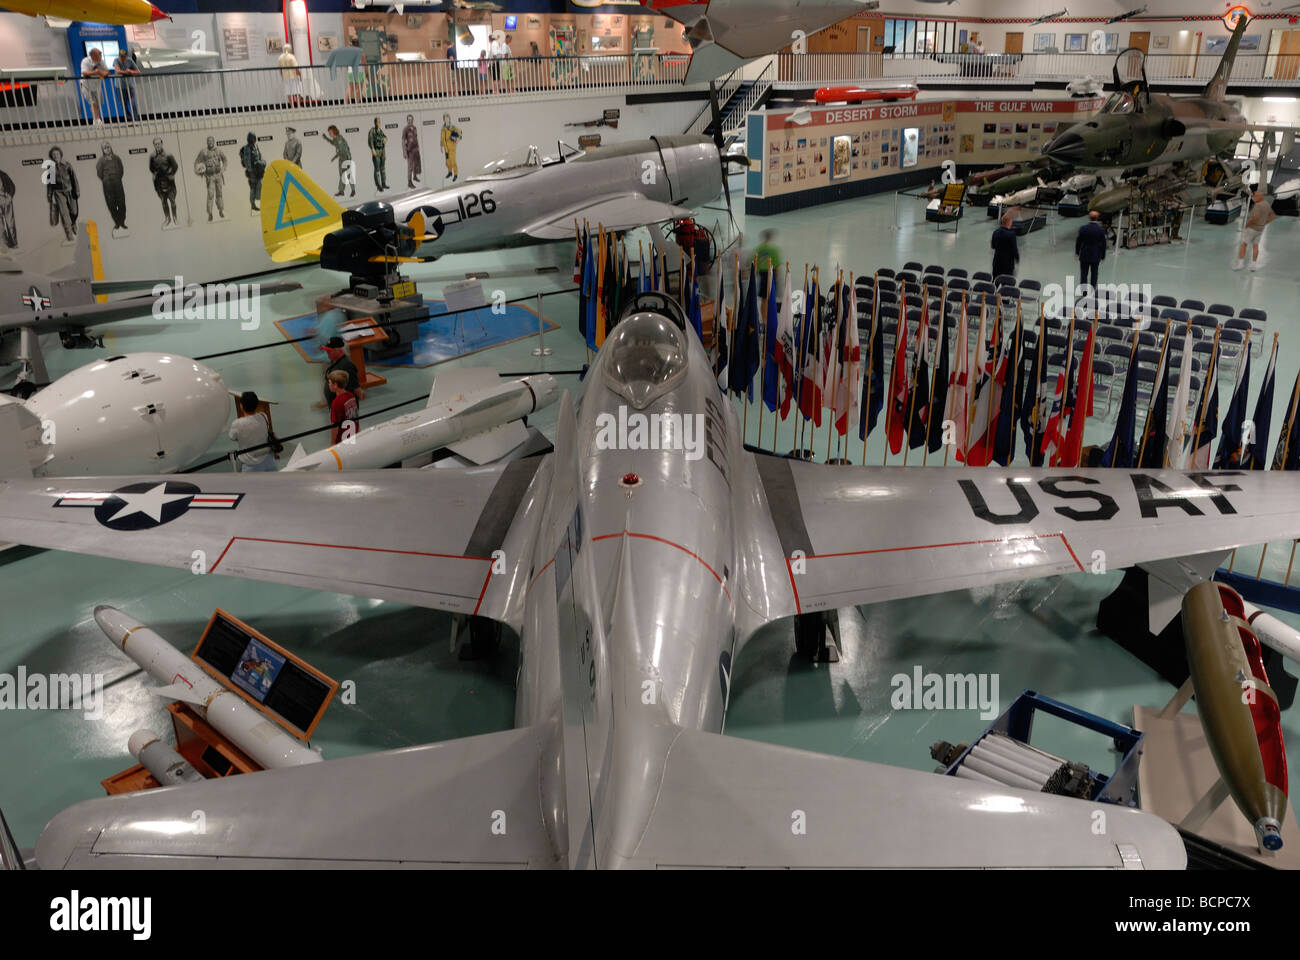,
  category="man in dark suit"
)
[1075,210,1108,294]
[990,212,1019,280]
